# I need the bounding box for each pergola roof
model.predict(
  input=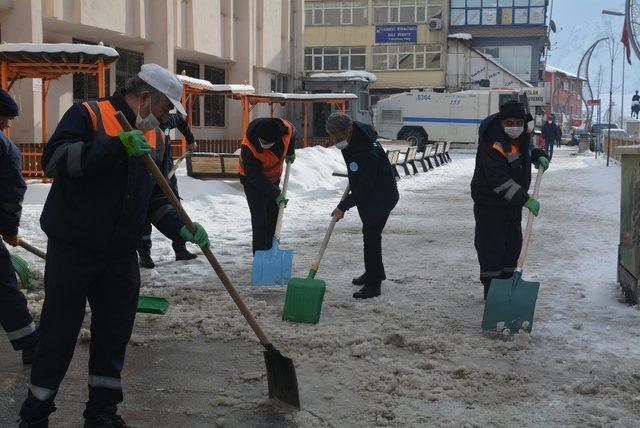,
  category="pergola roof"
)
[247,92,358,103]
[0,42,119,79]
[176,74,255,95]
